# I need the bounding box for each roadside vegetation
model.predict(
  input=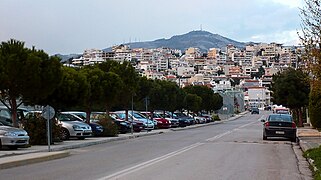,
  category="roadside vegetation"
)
[304,147,321,180]
[297,1,321,179]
